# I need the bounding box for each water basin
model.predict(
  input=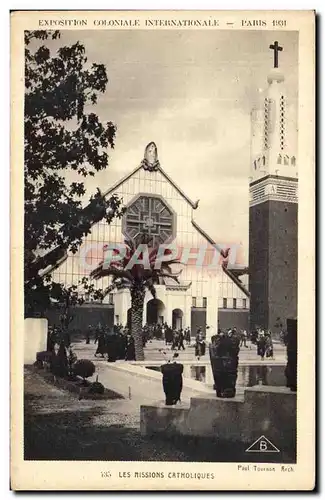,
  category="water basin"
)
[146,364,286,388]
